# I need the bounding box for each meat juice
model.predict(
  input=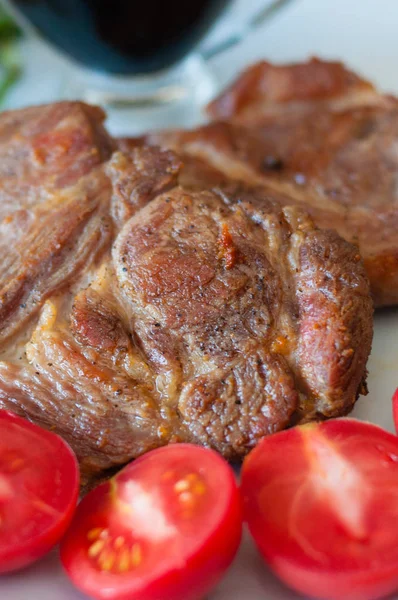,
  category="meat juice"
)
[10,0,232,74]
